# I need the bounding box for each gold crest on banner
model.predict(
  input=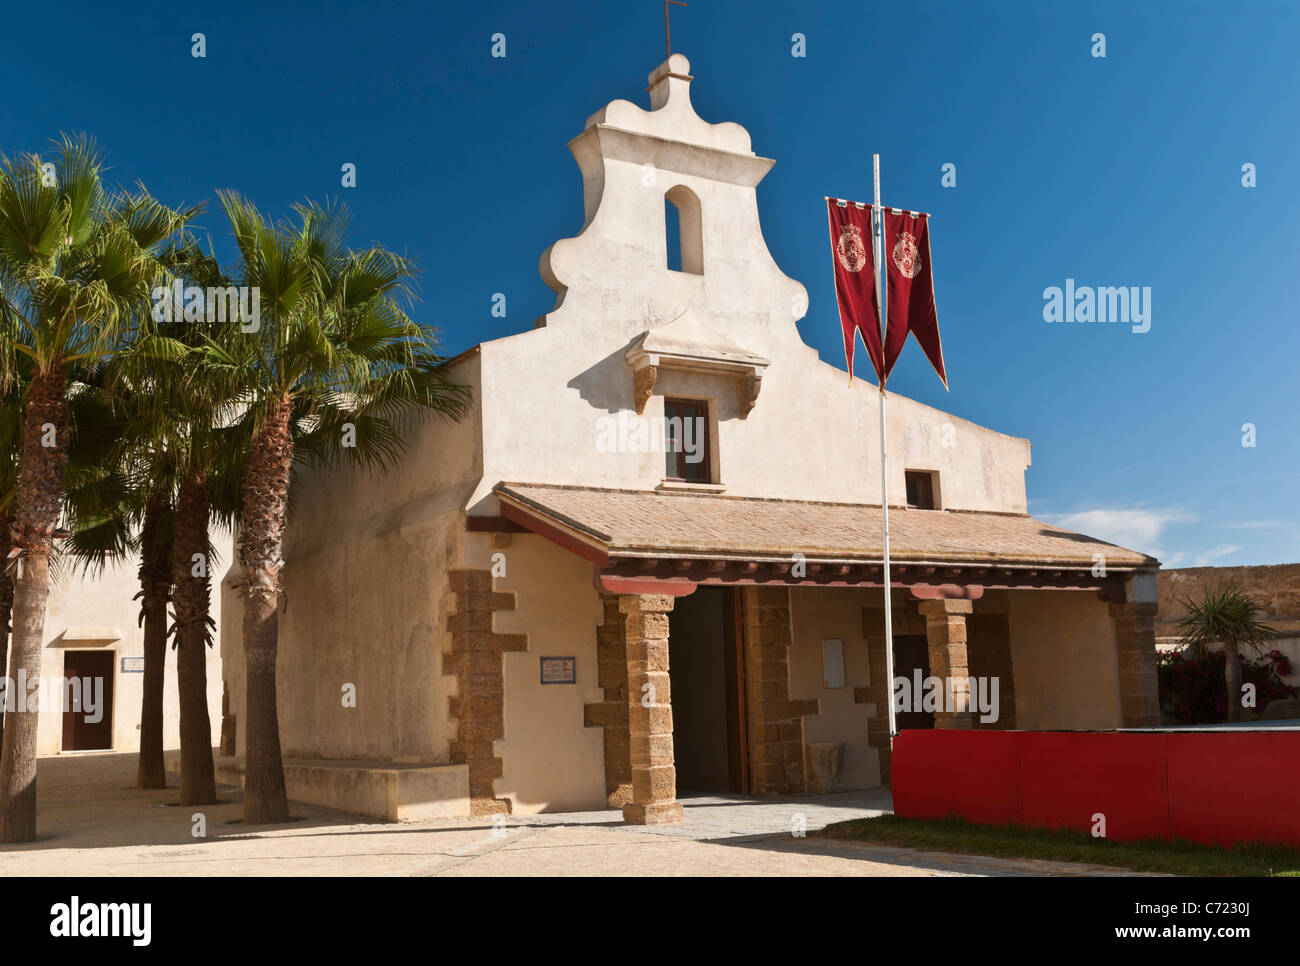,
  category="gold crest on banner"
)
[837,224,867,273]
[892,230,921,279]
